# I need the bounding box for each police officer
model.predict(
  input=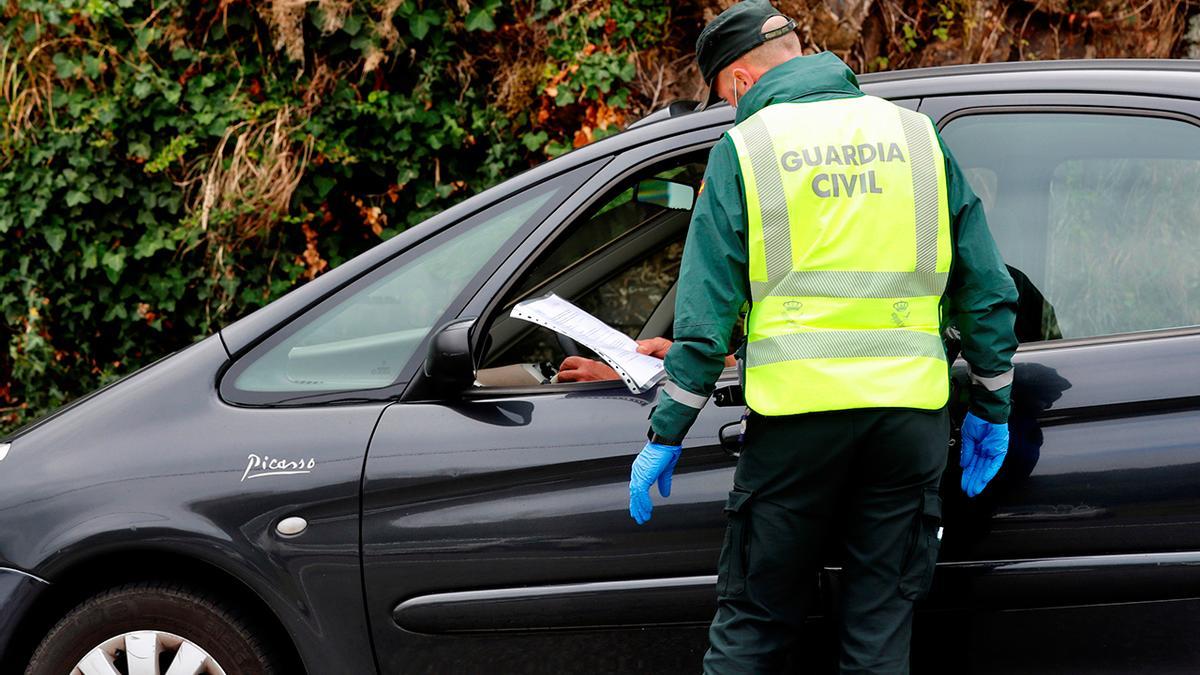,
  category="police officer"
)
[626,1,1019,672]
